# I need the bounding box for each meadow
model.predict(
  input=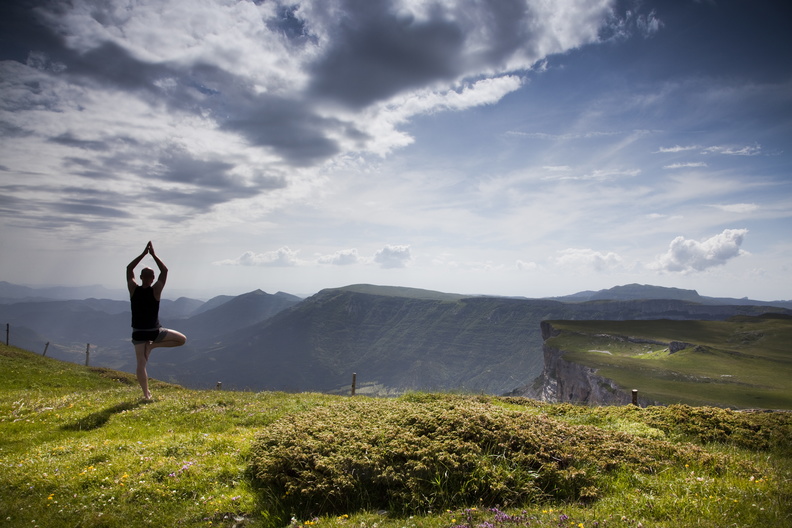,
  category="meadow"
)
[543,315,792,409]
[1,343,790,528]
